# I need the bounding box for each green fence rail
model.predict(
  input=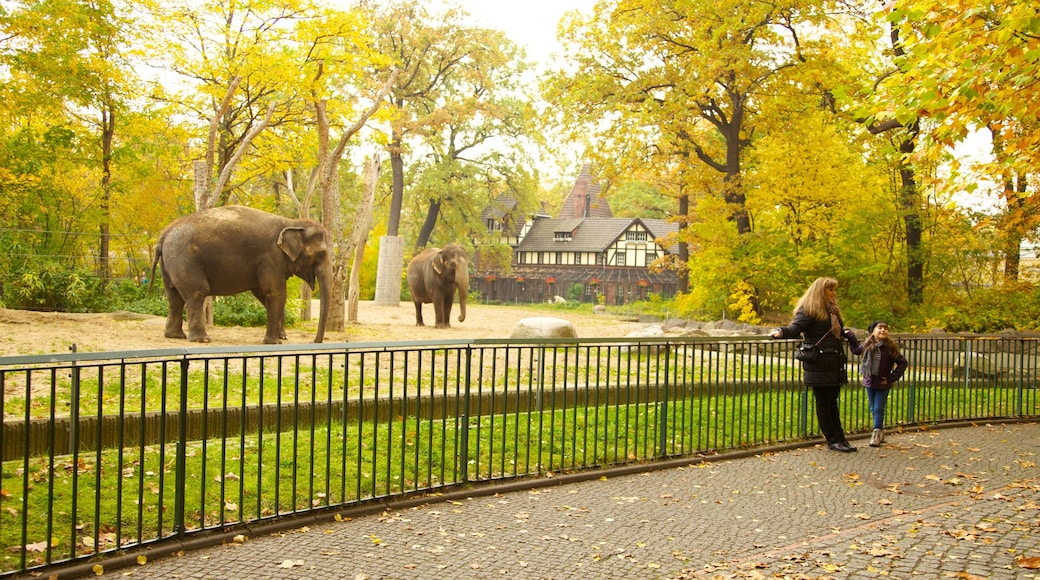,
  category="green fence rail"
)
[1,334,1037,576]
